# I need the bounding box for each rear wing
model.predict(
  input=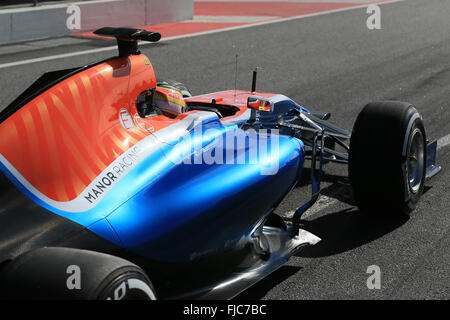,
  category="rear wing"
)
[93,27,161,57]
